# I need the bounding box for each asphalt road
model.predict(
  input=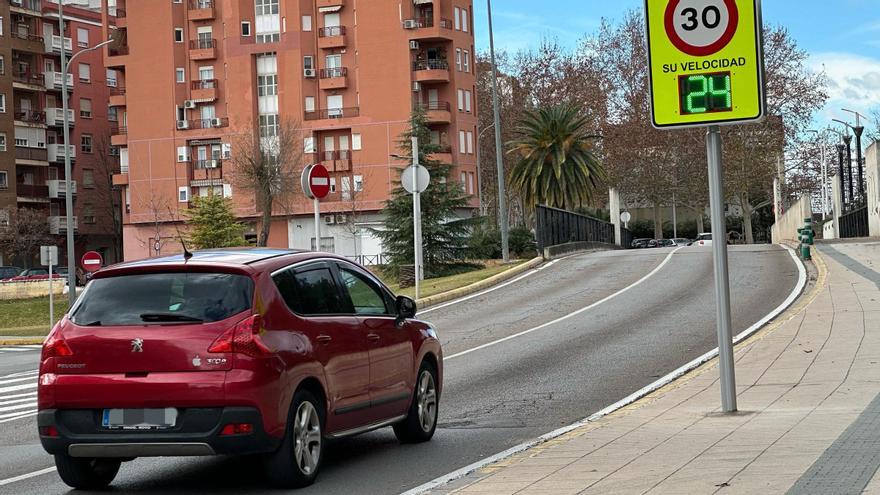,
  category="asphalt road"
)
[0,245,800,494]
